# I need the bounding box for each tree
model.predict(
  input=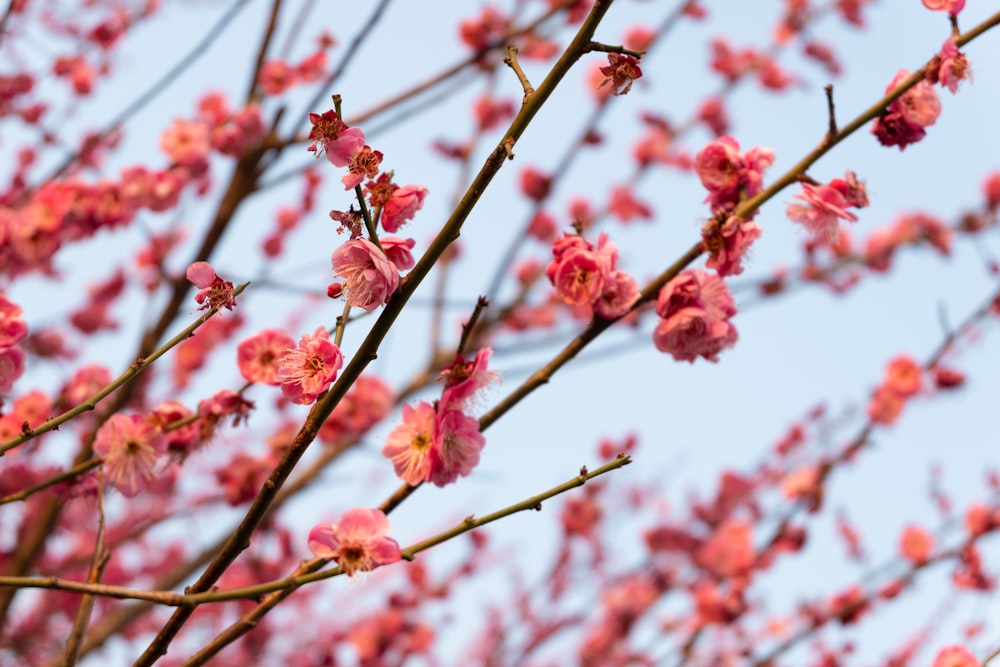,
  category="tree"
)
[0,0,998,665]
